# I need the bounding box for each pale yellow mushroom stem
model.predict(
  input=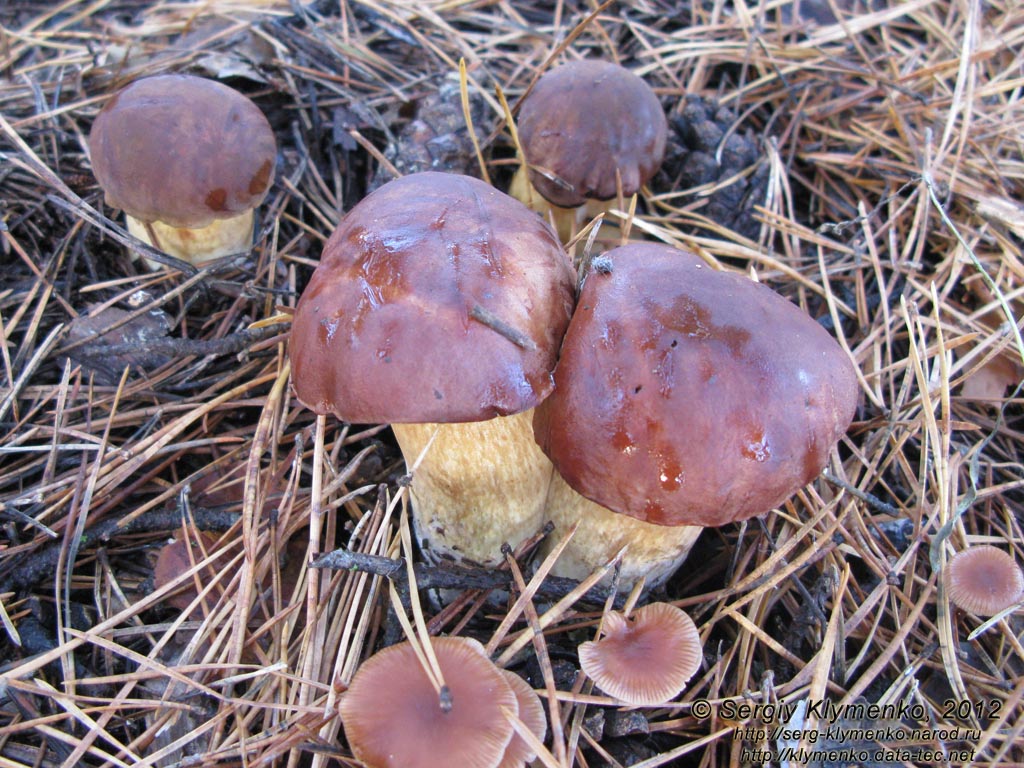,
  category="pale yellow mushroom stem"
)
[510,164,632,248]
[392,409,556,568]
[540,471,703,590]
[126,209,255,269]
